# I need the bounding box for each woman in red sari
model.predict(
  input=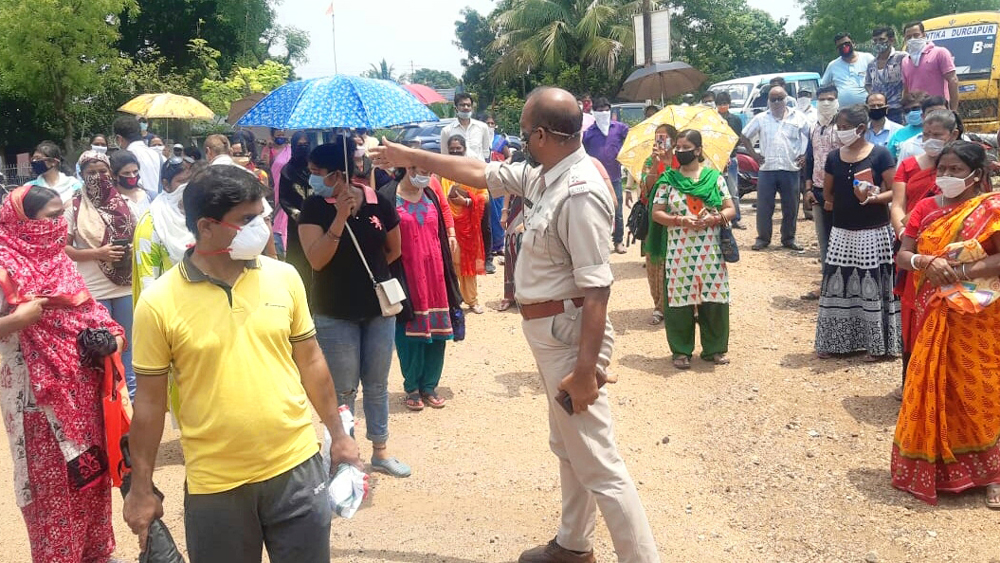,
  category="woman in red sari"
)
[890,109,960,394]
[893,141,1000,507]
[444,135,489,314]
[0,185,126,562]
